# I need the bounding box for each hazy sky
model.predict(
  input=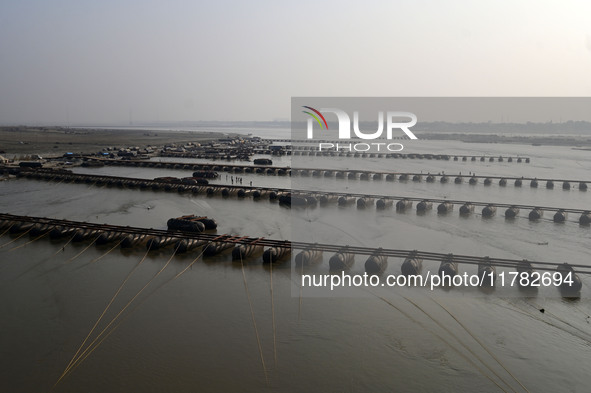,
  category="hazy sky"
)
[1,0,590,124]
